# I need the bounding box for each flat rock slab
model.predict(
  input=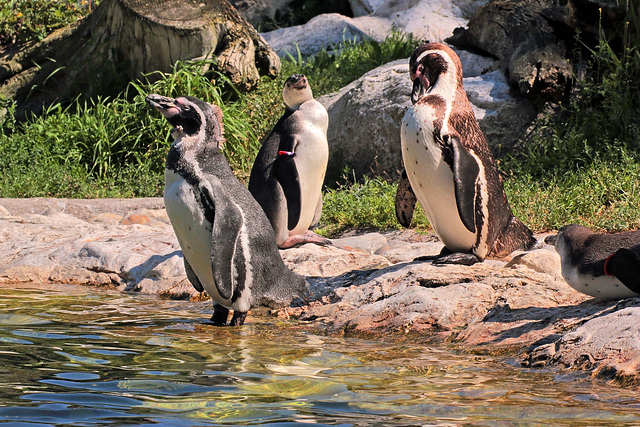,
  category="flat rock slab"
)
[1,198,639,387]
